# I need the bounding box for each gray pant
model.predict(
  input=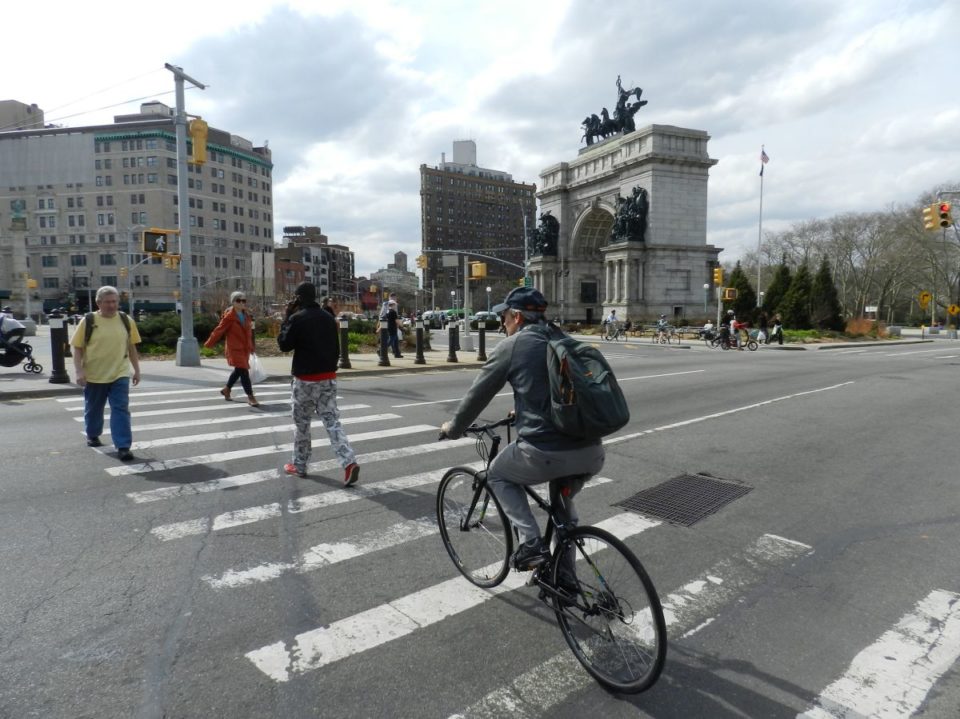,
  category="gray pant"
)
[487,439,605,546]
[290,377,356,473]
